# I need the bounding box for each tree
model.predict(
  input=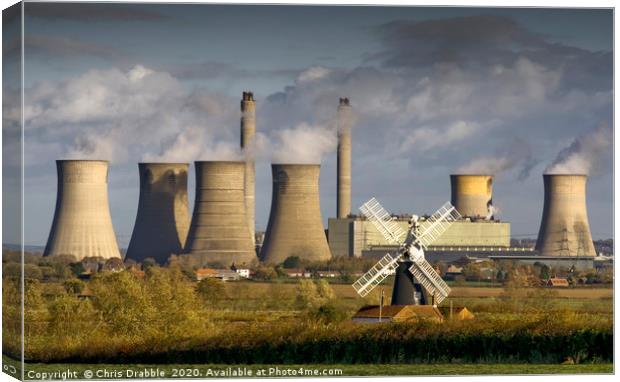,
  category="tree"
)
[196,278,227,302]
[89,271,155,337]
[63,279,85,294]
[282,256,301,269]
[141,257,158,271]
[538,264,550,281]
[254,266,277,281]
[462,263,481,281]
[295,279,320,309]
